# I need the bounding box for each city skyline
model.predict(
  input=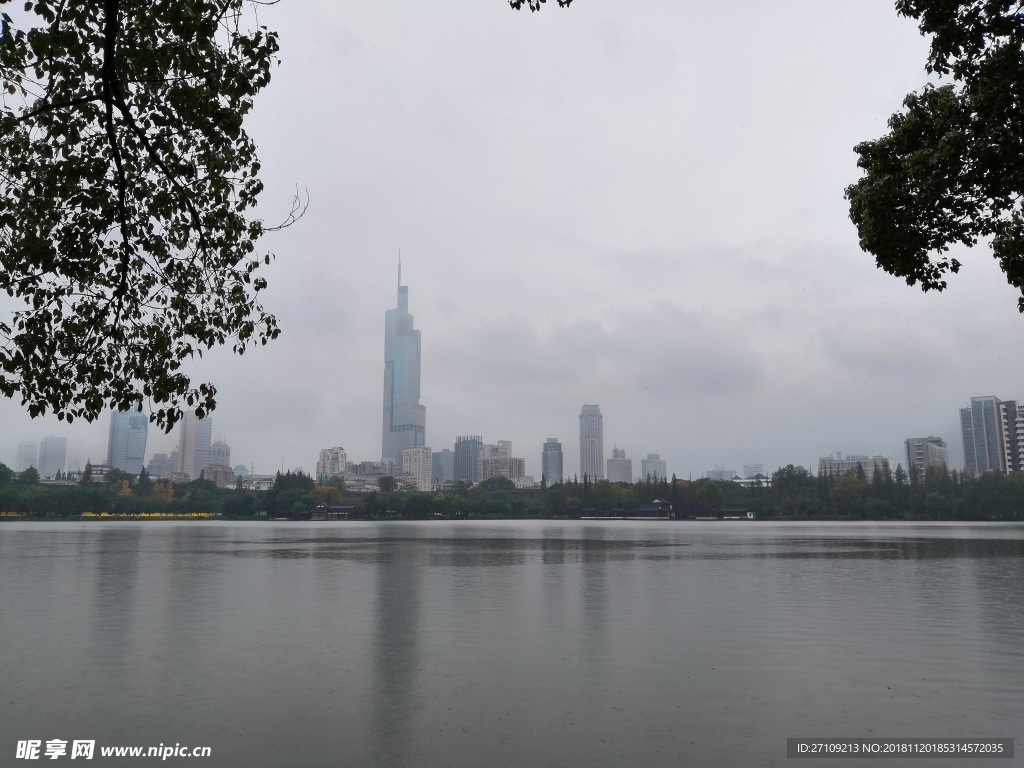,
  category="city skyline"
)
[2,3,1024,480]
